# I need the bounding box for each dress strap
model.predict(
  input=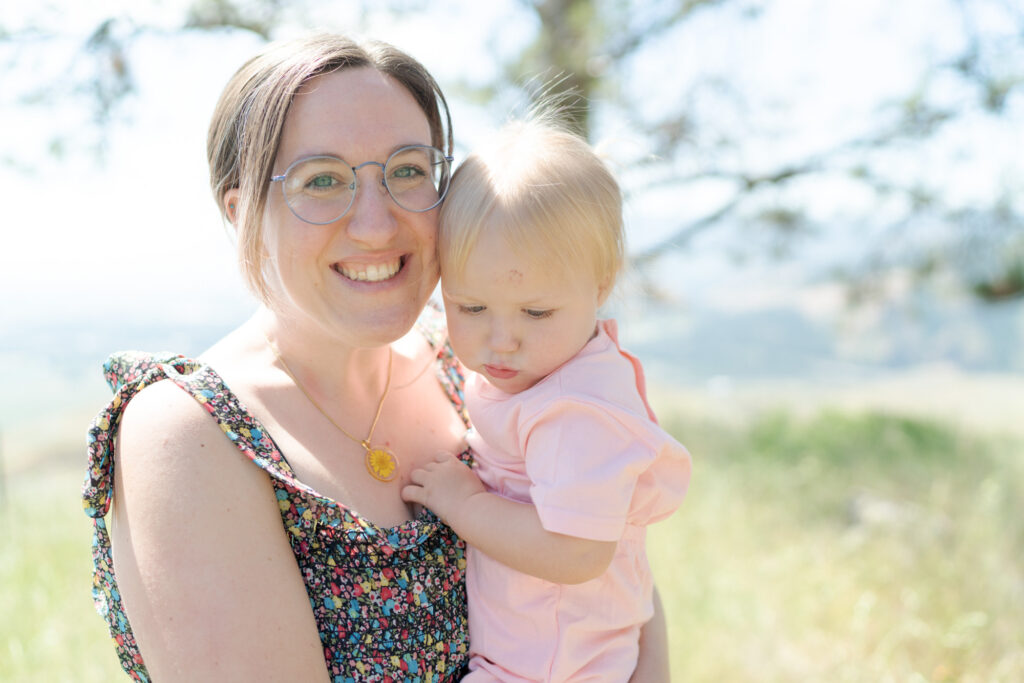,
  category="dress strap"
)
[417,298,449,351]
[84,352,195,519]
